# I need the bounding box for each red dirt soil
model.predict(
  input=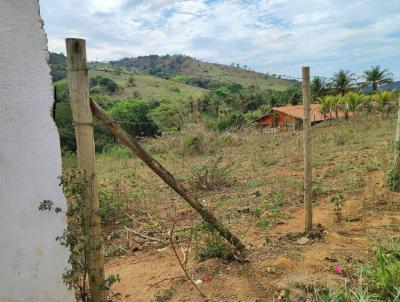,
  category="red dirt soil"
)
[106,171,400,301]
